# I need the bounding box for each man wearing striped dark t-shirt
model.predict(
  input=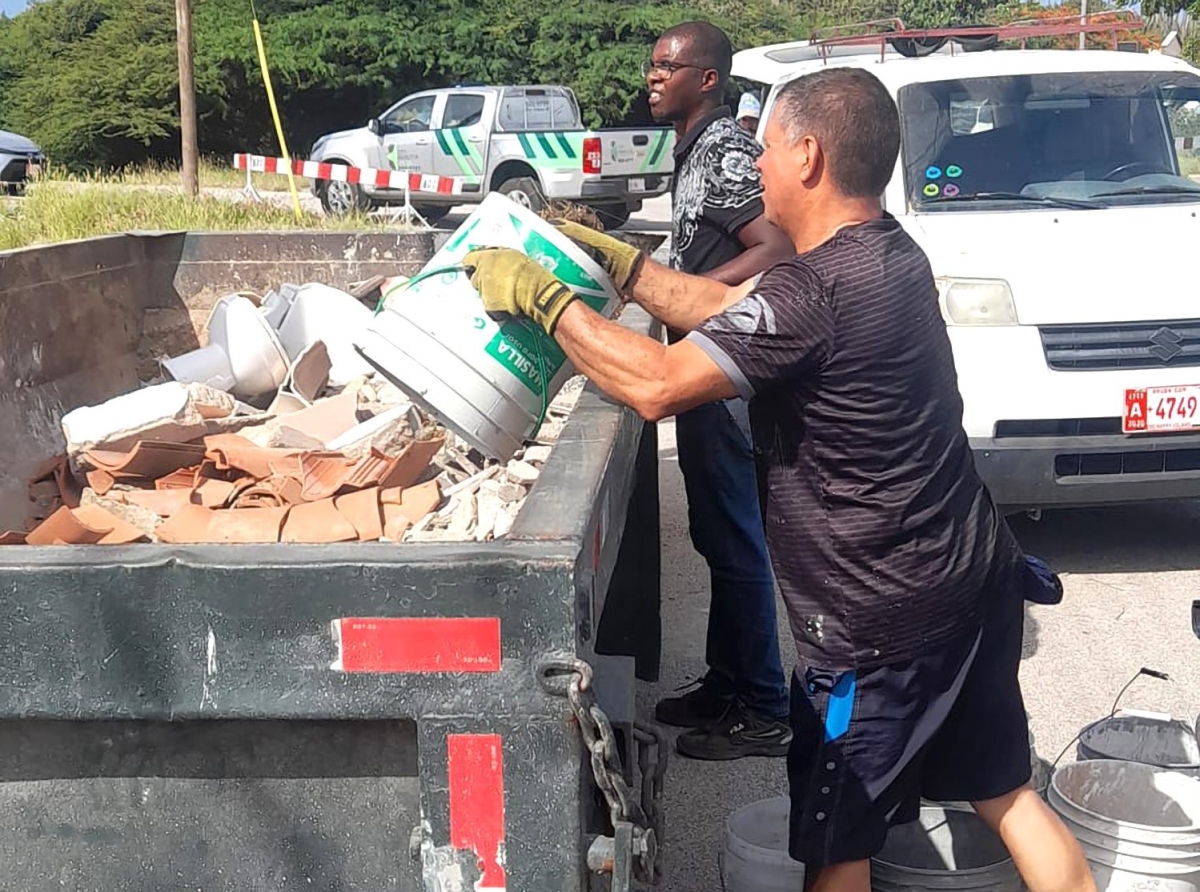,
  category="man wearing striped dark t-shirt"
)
[464,67,1093,892]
